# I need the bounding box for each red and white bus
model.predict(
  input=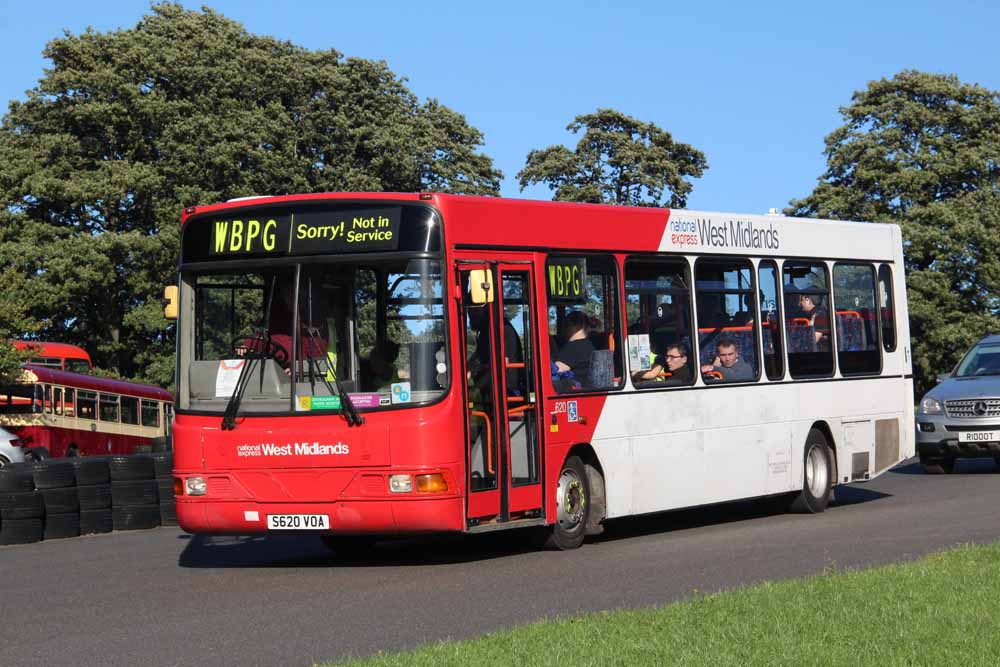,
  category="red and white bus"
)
[0,366,173,458]
[171,193,914,549]
[12,341,93,373]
